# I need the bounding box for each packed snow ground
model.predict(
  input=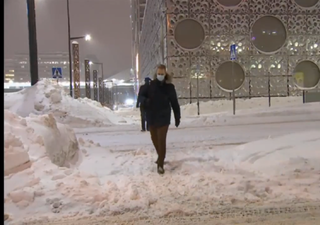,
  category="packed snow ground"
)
[4,82,320,224]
